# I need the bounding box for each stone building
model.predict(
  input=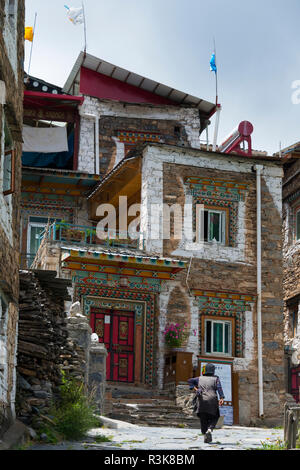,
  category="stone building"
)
[281,142,300,403]
[21,51,286,427]
[0,0,24,437]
